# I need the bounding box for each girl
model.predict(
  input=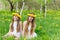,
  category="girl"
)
[23,13,37,39]
[3,13,22,39]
